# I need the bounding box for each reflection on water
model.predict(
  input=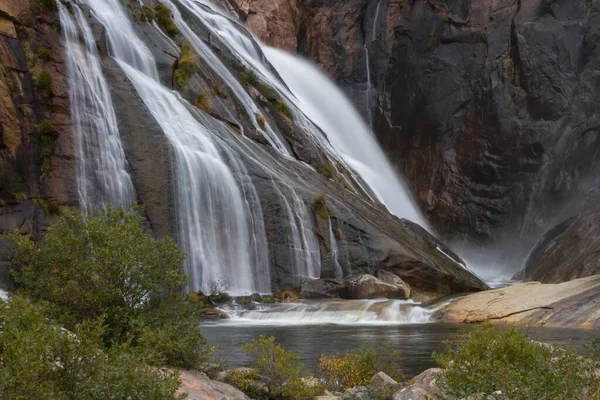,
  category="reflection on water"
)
[202,322,598,378]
